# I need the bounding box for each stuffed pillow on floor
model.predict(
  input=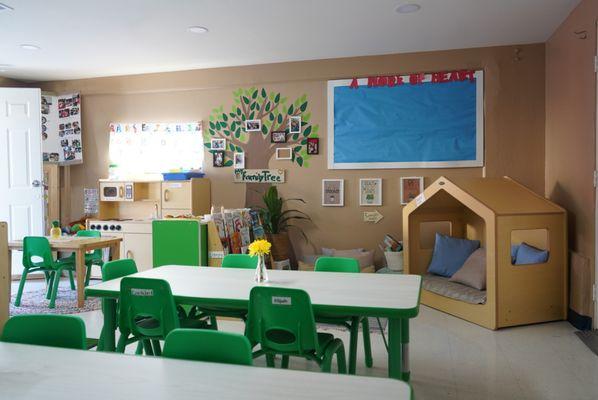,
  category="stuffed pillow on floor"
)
[427,233,480,277]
